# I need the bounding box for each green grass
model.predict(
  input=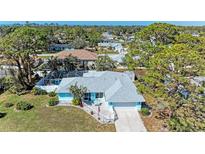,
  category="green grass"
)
[0,92,115,132]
